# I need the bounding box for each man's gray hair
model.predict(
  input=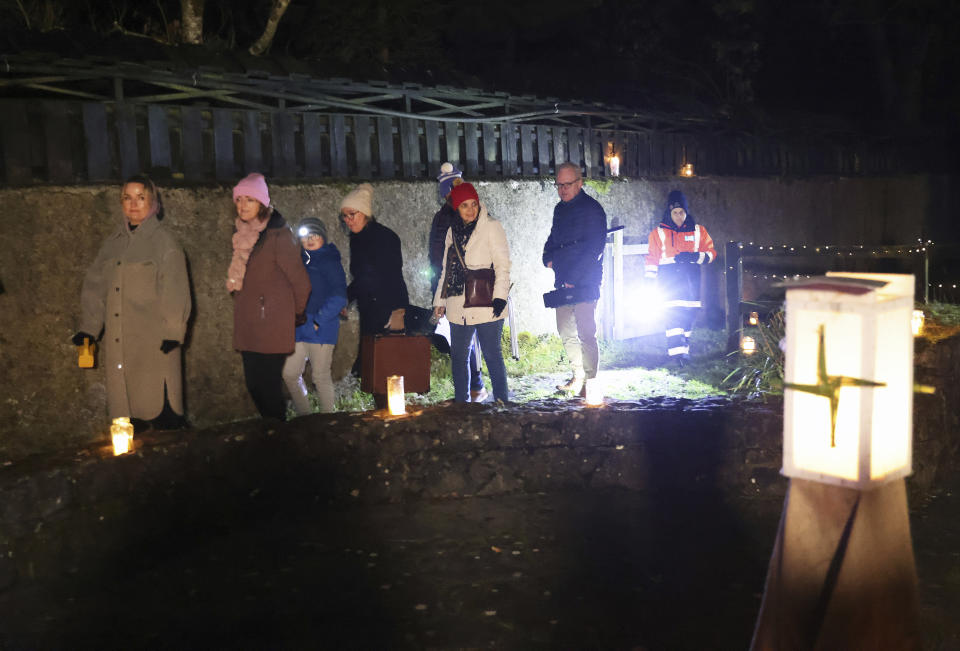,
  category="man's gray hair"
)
[556,162,582,180]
